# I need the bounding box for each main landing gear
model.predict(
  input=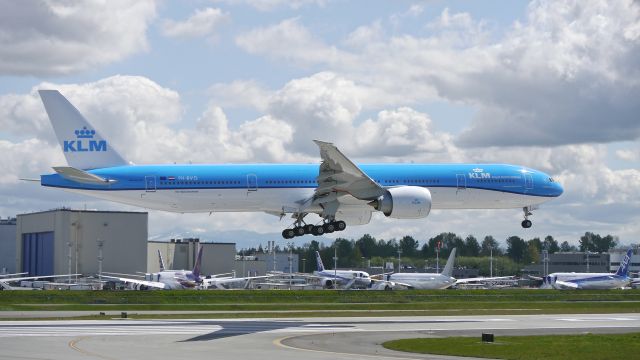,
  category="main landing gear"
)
[281,217,347,239]
[521,206,533,228]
